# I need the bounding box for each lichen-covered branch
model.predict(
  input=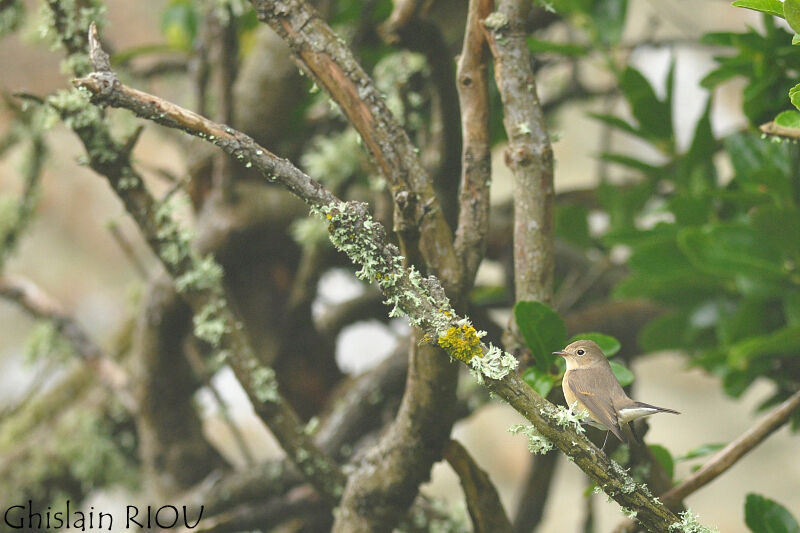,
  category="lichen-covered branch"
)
[73,34,686,531]
[485,0,554,303]
[57,22,345,502]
